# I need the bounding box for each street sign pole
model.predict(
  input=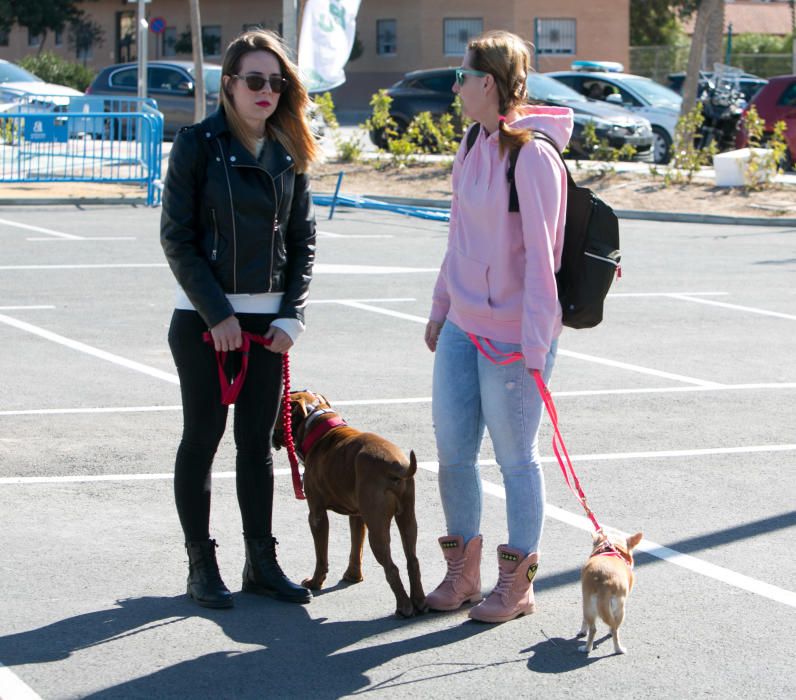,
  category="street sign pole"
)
[137,0,148,99]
